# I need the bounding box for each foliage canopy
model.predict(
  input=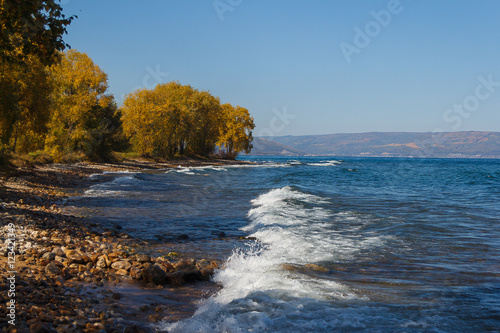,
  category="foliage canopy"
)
[45,50,121,161]
[0,0,75,66]
[121,82,254,158]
